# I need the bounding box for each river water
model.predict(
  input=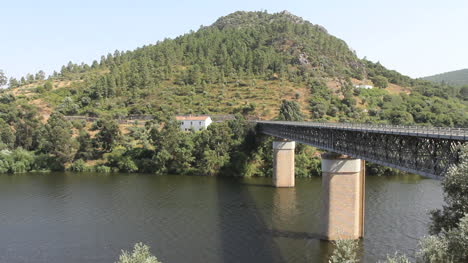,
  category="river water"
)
[0,173,443,263]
